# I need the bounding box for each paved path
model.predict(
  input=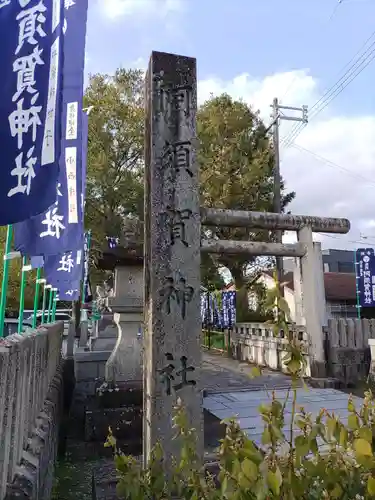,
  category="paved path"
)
[203,387,363,447]
[202,349,293,393]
